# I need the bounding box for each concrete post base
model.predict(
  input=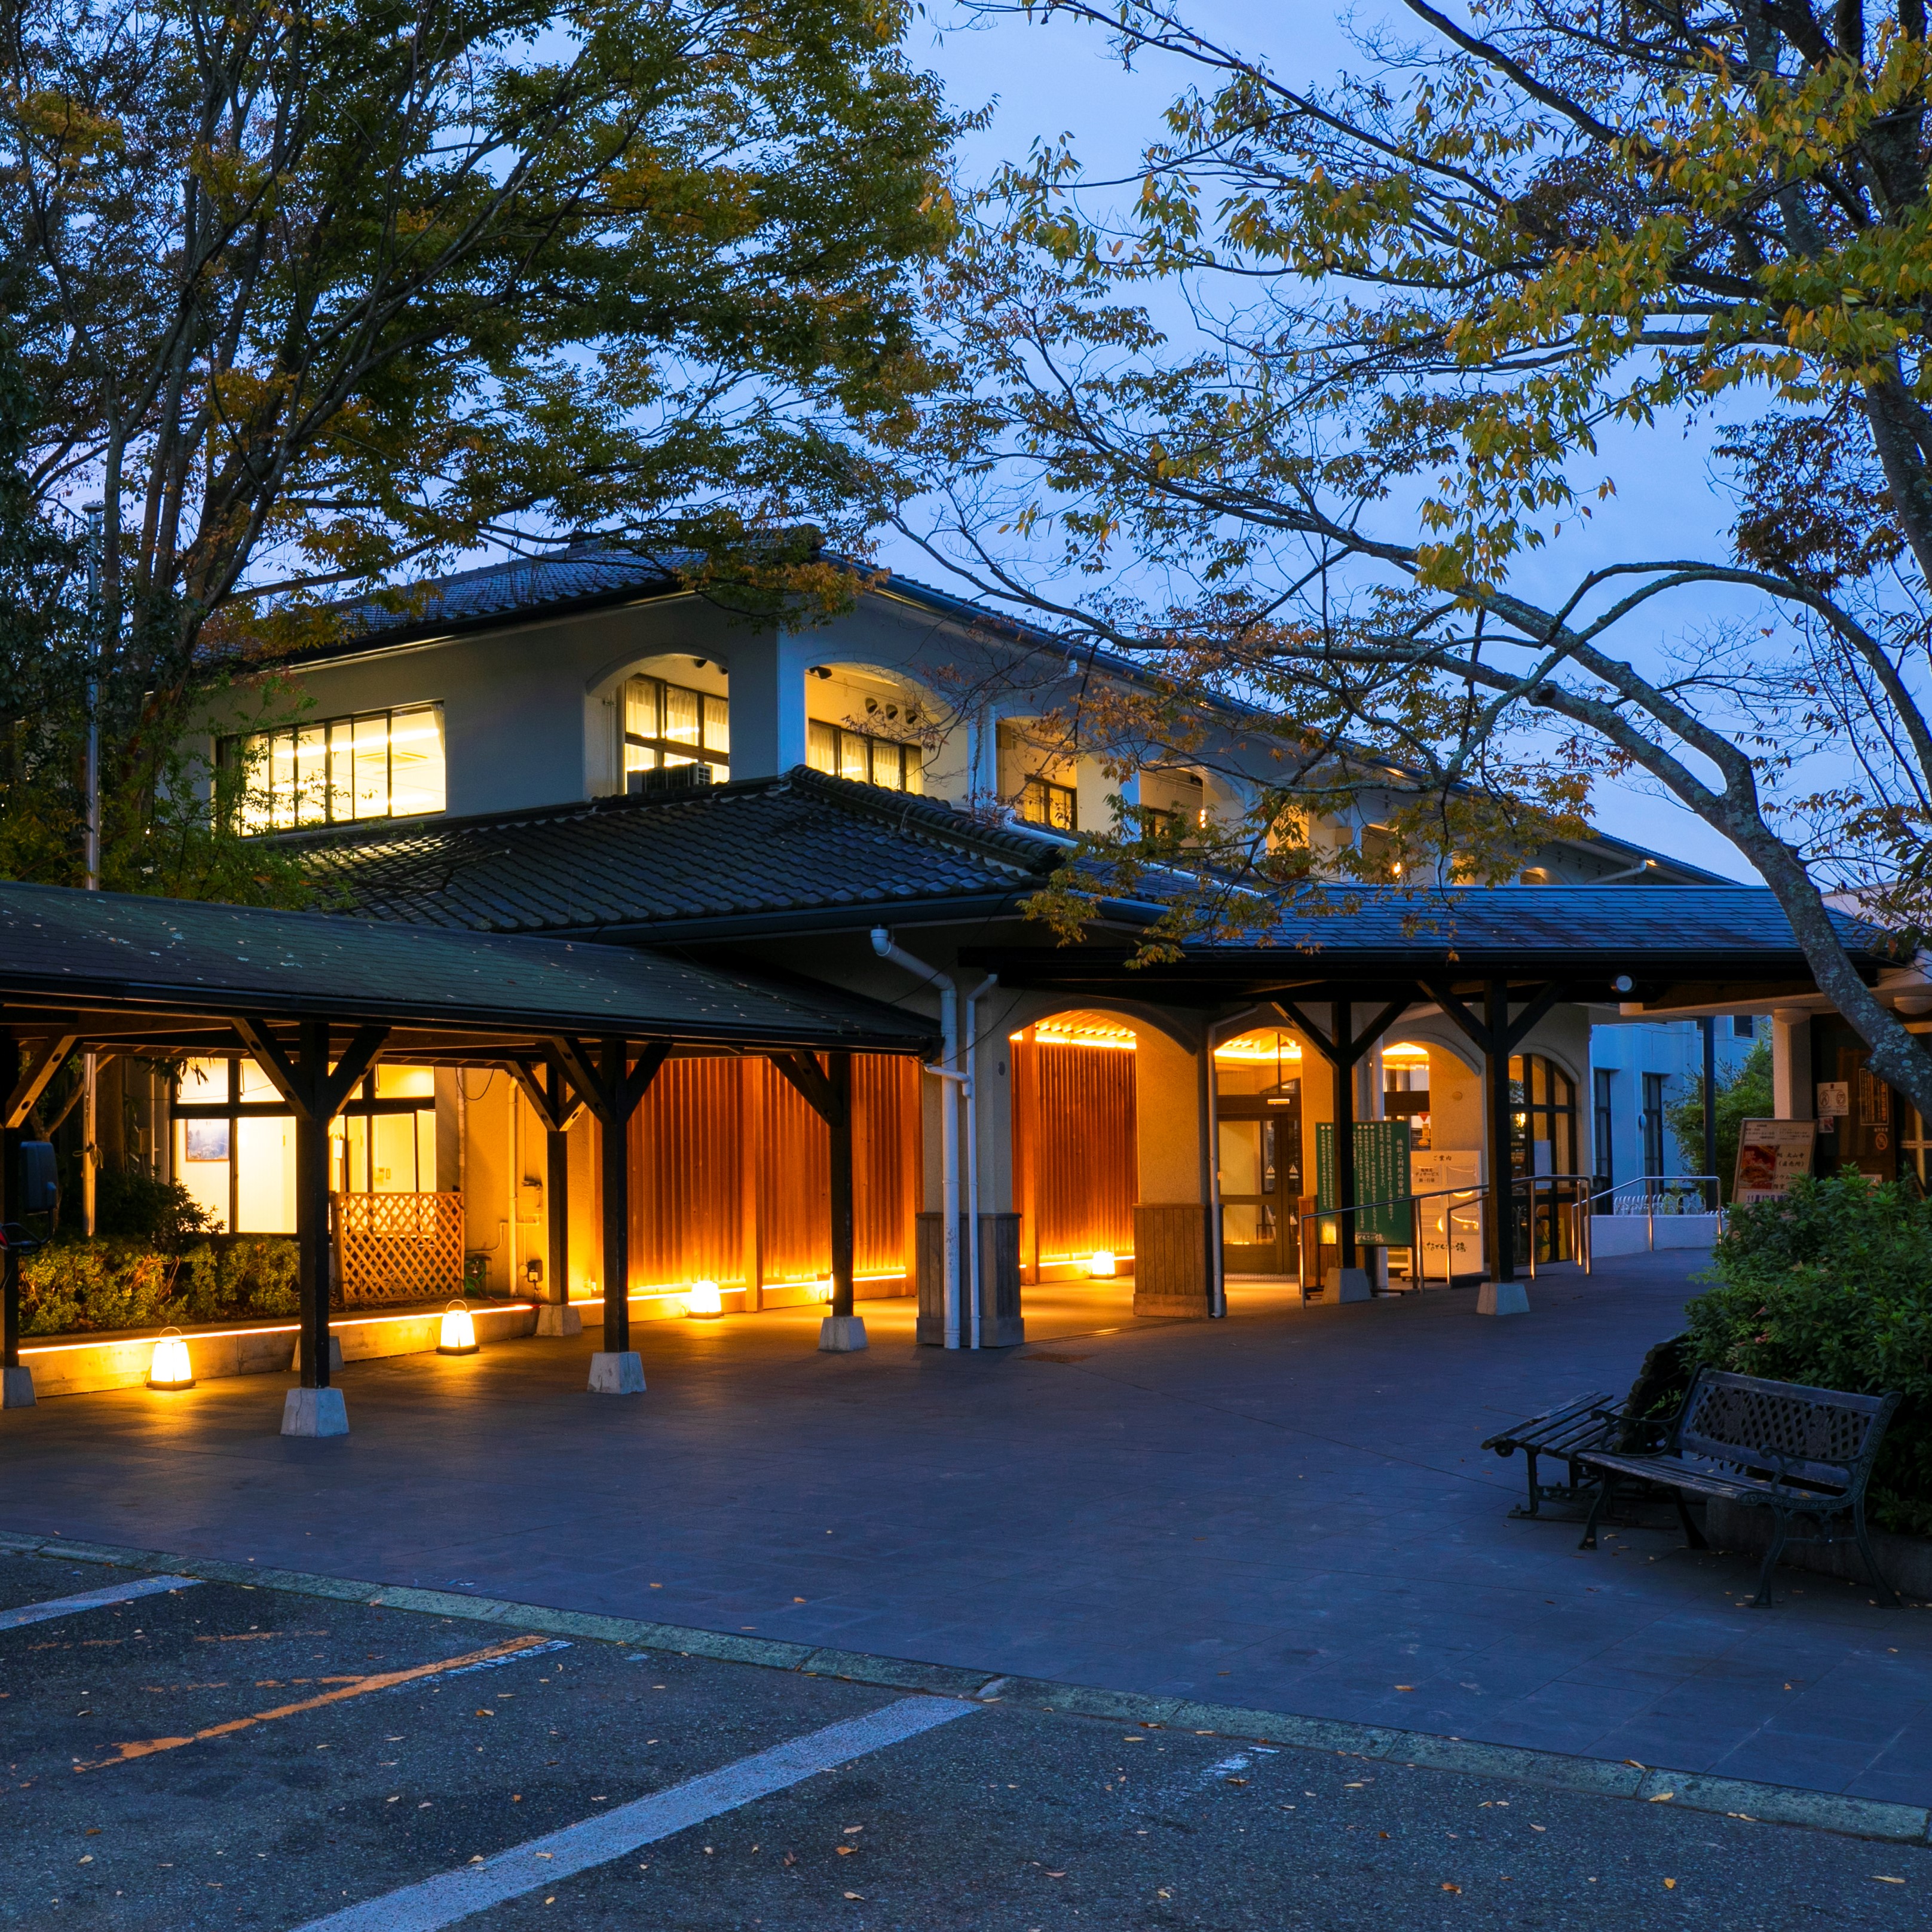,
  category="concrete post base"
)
[817,1315,868,1353]
[1,1364,35,1408]
[281,1388,348,1437]
[534,1305,583,1337]
[1324,1266,1373,1303]
[290,1334,344,1374]
[588,1351,645,1394]
[1478,1279,1531,1316]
